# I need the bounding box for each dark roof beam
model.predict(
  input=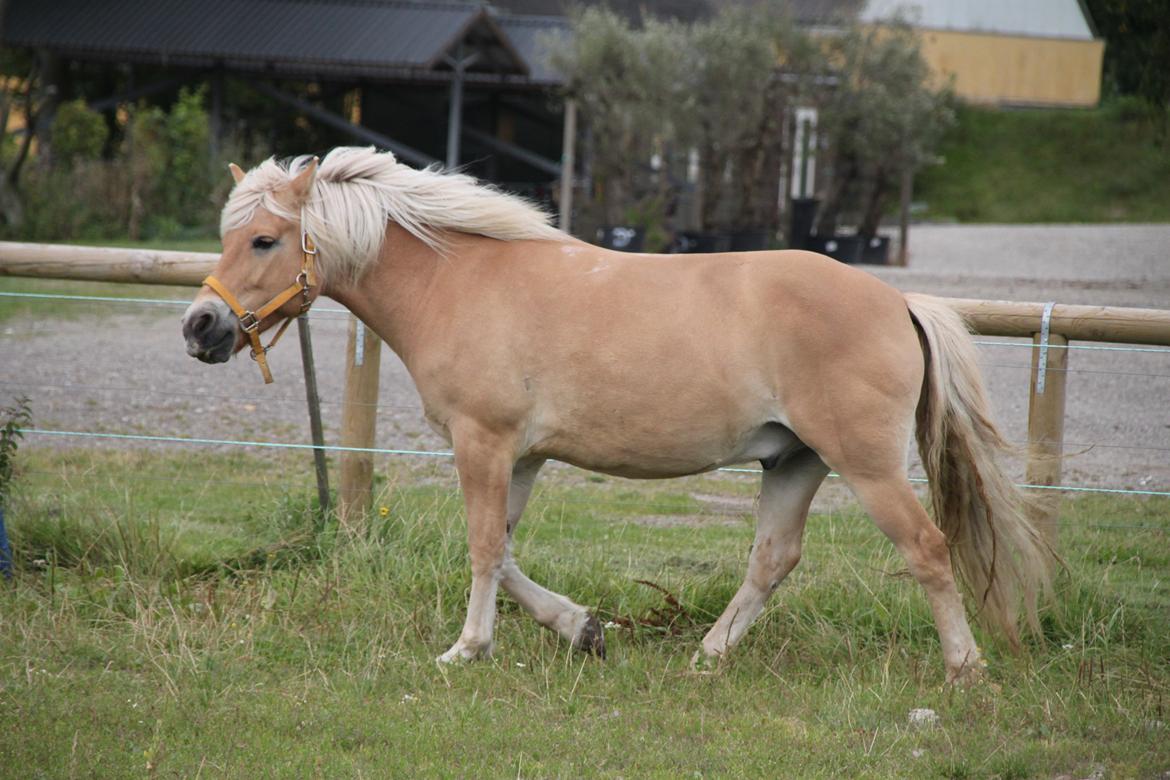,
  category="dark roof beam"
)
[88,72,202,113]
[245,80,438,169]
[462,125,560,177]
